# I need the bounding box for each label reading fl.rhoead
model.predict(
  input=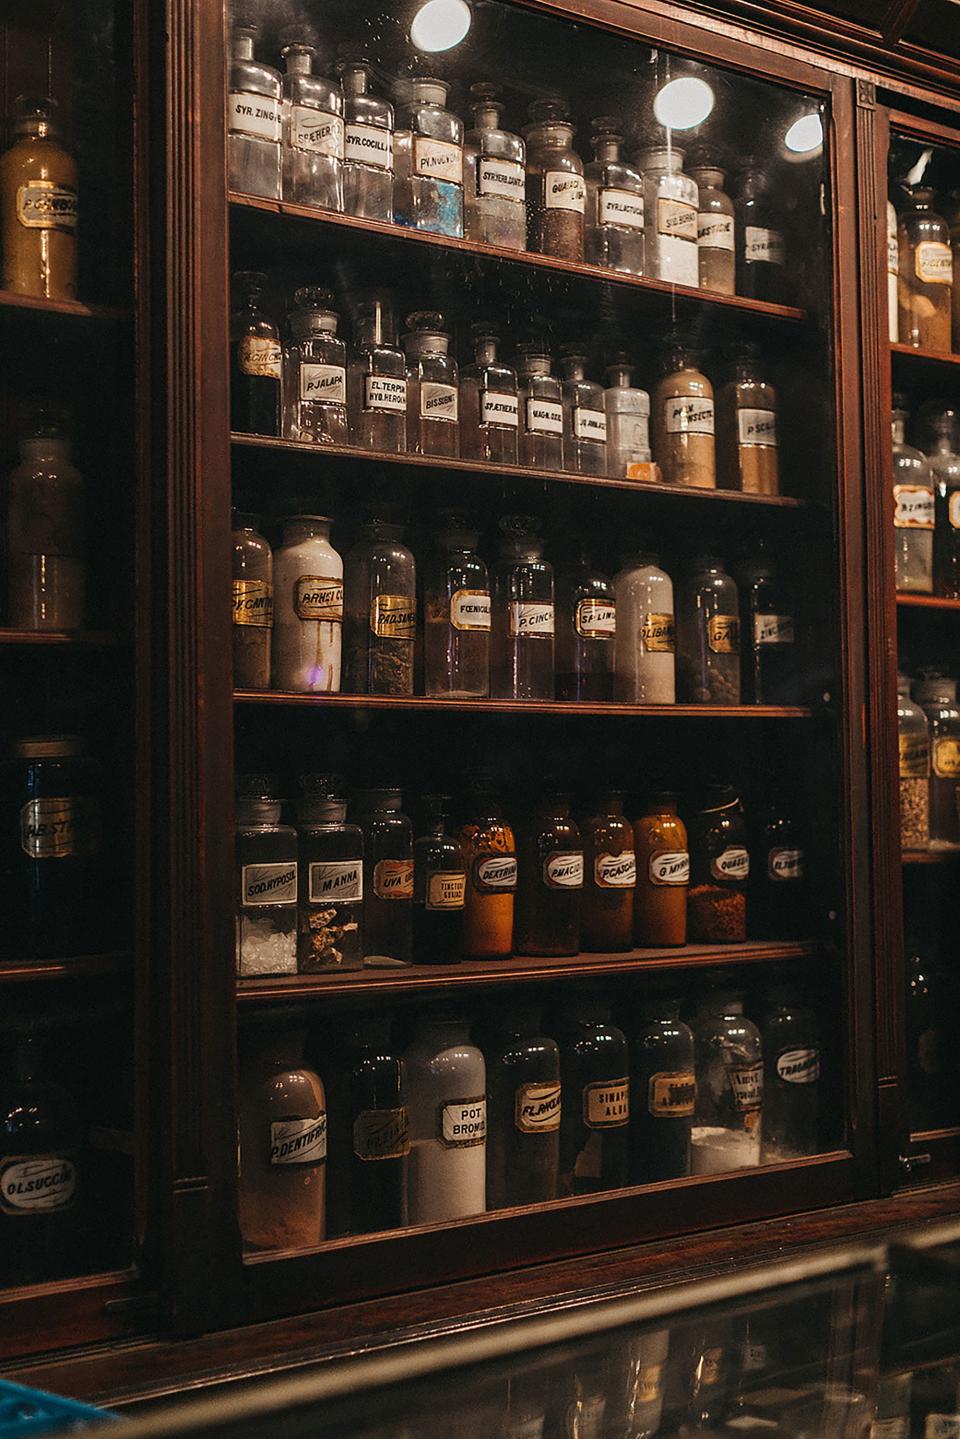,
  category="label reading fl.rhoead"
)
[241,862,297,907]
[648,1070,695,1116]
[525,398,564,435]
[599,188,644,229]
[583,1079,629,1128]
[543,851,584,888]
[664,396,714,435]
[426,871,466,910]
[776,1047,820,1084]
[916,241,953,284]
[768,847,804,882]
[899,732,929,777]
[16,181,78,232]
[0,1155,77,1214]
[420,382,458,422]
[509,602,554,638]
[649,850,690,886]
[480,390,519,428]
[373,860,414,900]
[295,576,343,621]
[478,157,524,201]
[595,851,636,888]
[270,1115,327,1164]
[729,1063,763,1111]
[299,363,346,405]
[737,408,778,447]
[698,213,734,251]
[515,1081,562,1133]
[291,107,343,157]
[344,122,393,171]
[934,737,960,778]
[473,855,517,891]
[20,797,99,861]
[371,594,416,639]
[233,578,273,628]
[707,614,739,654]
[711,846,749,882]
[575,600,616,638]
[744,226,785,265]
[413,137,463,184]
[308,861,362,904]
[353,1107,410,1161]
[239,335,281,378]
[544,171,585,213]
[363,375,407,413]
[229,91,282,142]
[450,589,491,631]
[754,613,795,646]
[573,407,608,443]
[893,484,935,529]
[640,613,675,653]
[439,1096,487,1147]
